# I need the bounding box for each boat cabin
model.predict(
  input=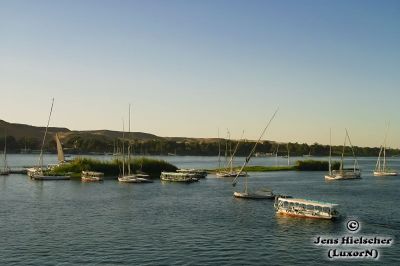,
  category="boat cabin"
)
[274,197,339,220]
